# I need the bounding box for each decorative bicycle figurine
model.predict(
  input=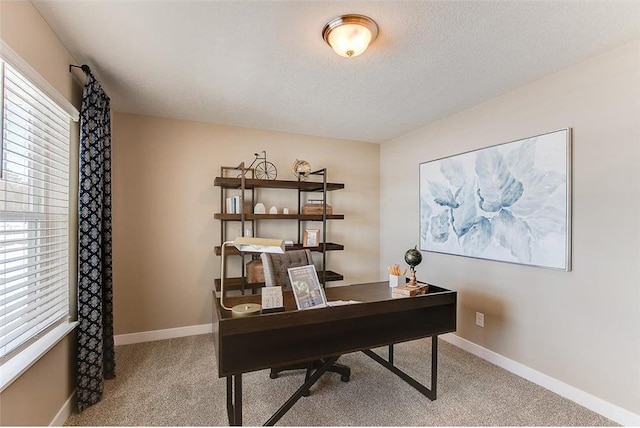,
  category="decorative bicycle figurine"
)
[239,150,277,180]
